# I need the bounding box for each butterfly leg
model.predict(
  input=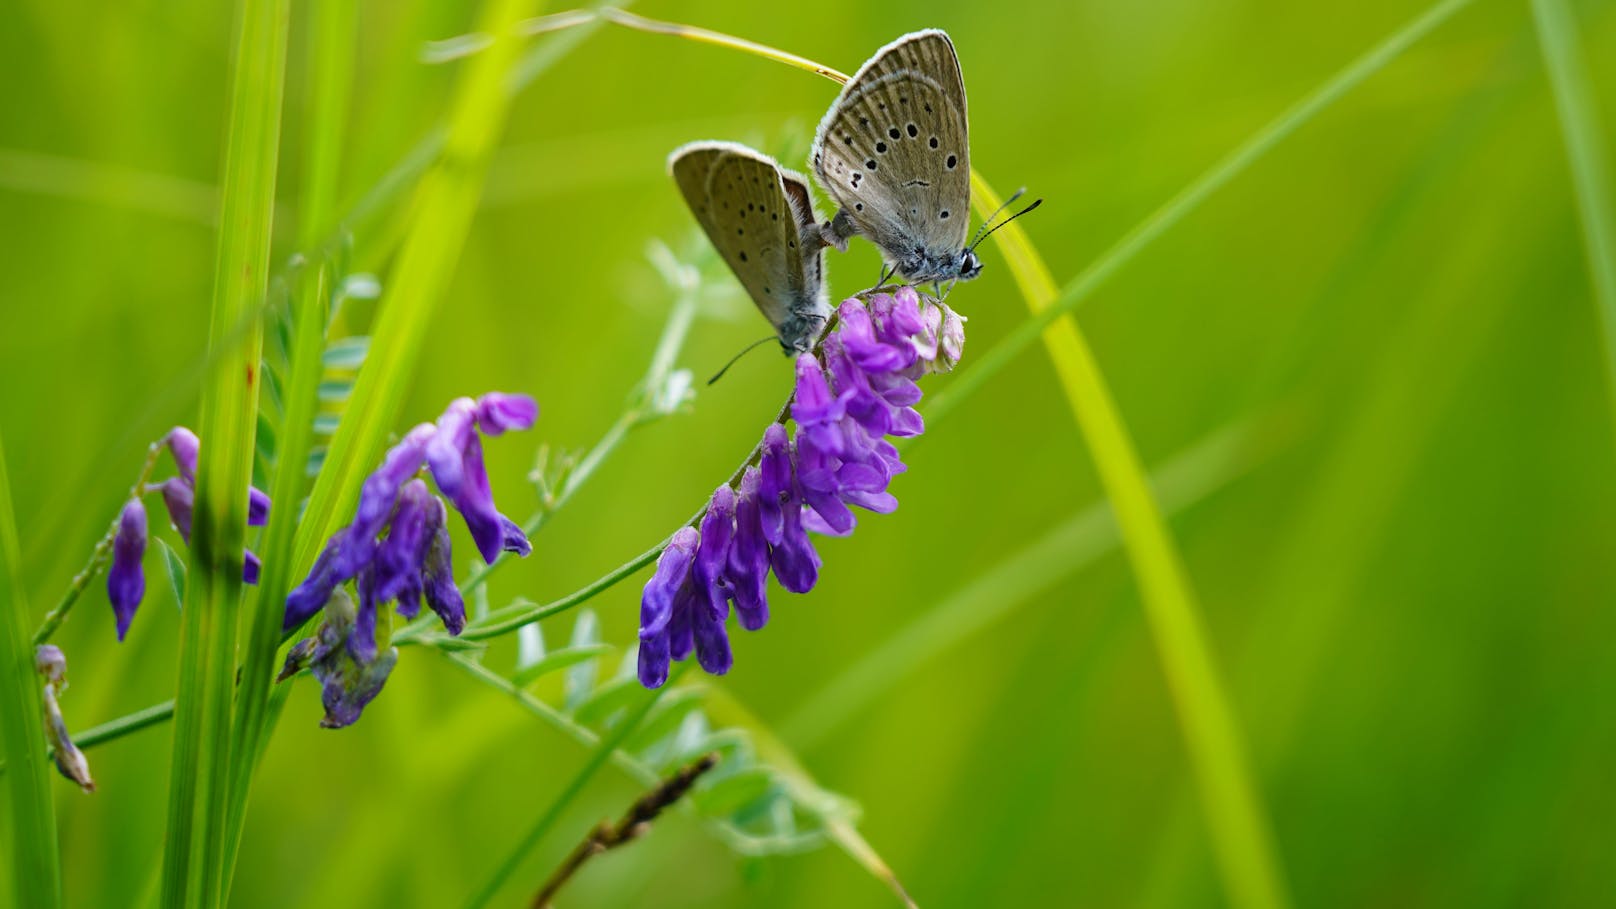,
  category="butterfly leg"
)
[818,209,857,252]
